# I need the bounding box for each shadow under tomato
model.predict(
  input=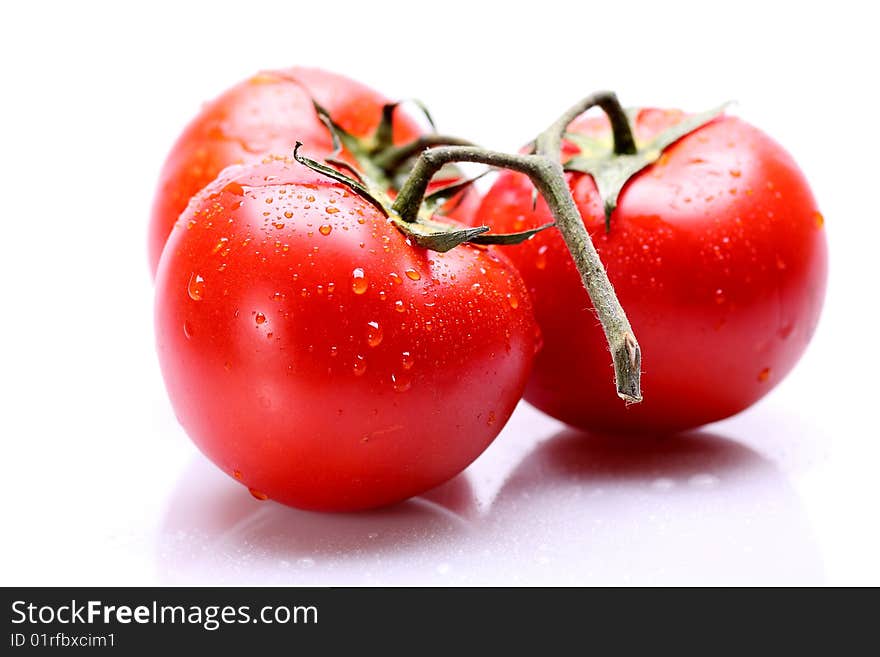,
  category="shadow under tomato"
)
[478,428,824,585]
[157,414,823,585]
[157,455,477,585]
